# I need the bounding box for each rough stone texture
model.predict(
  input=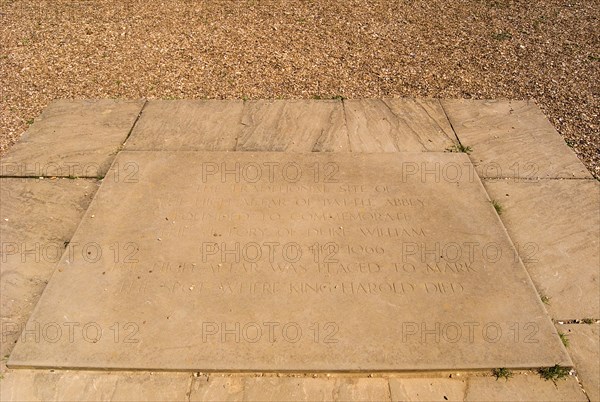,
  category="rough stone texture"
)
[0,370,192,402]
[190,376,390,401]
[559,323,600,402]
[125,100,243,151]
[389,378,466,401]
[0,100,144,177]
[334,377,391,401]
[483,179,600,319]
[191,376,322,401]
[0,178,99,363]
[345,99,456,152]
[464,374,587,401]
[441,100,591,179]
[8,152,569,371]
[237,100,349,152]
